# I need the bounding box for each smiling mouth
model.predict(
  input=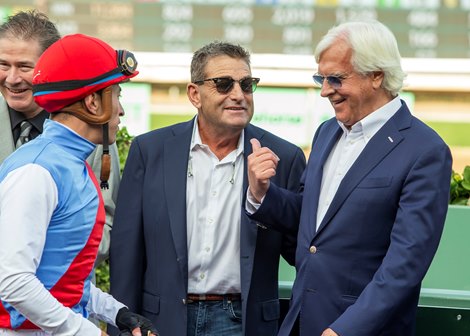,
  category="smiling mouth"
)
[330,98,346,107]
[7,87,29,94]
[225,107,246,111]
